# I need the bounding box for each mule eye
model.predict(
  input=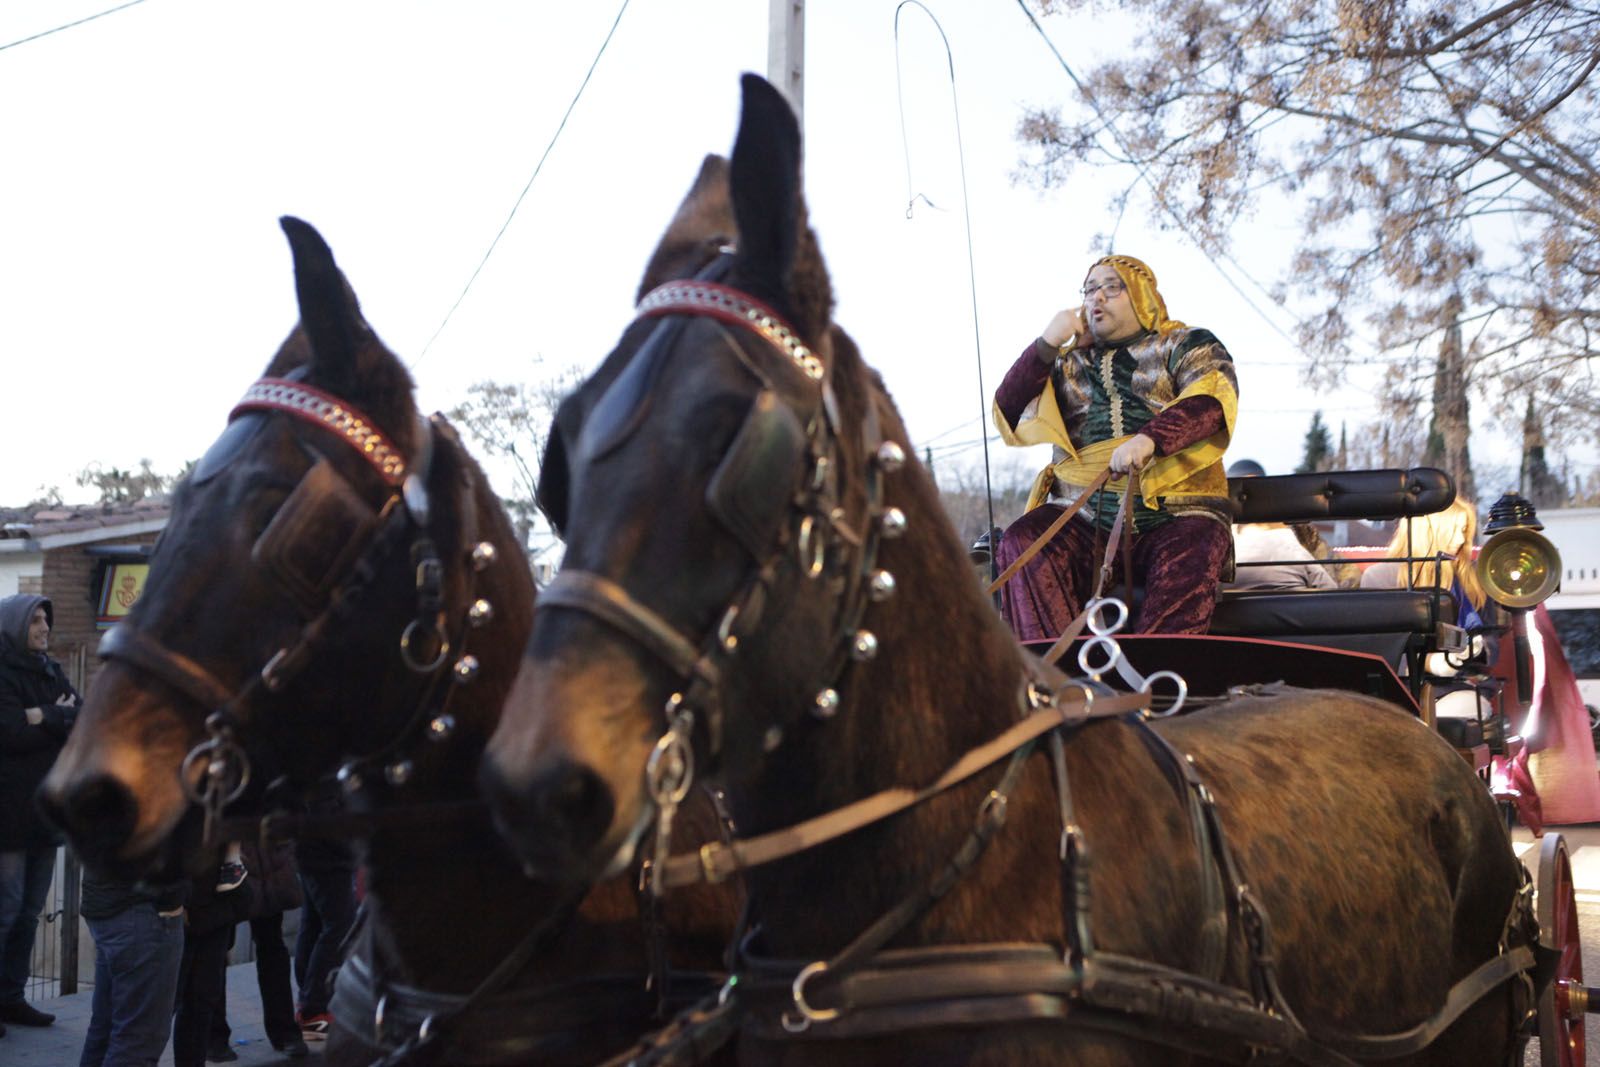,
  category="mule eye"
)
[704,390,808,558]
[250,490,291,537]
[698,394,758,470]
